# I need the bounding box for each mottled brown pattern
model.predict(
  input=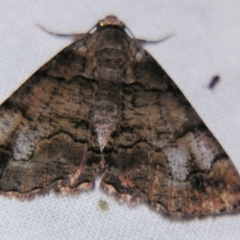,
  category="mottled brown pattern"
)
[0,16,239,217]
